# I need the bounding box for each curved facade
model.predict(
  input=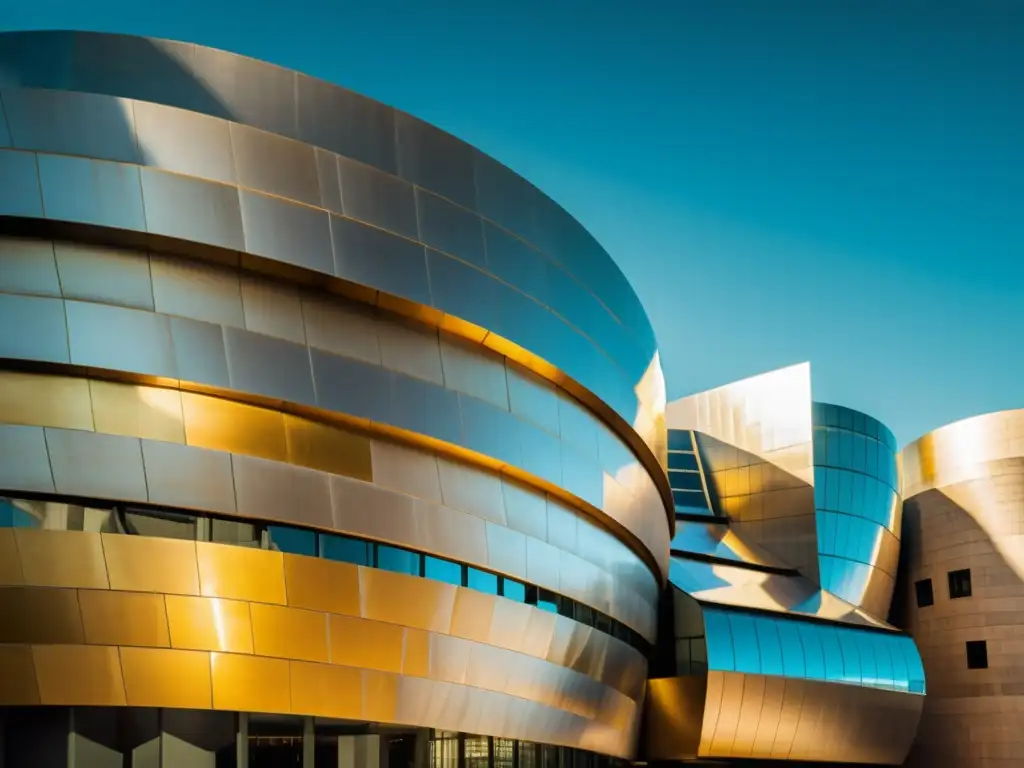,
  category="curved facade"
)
[901,409,1024,768]
[0,30,670,766]
[649,363,925,765]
